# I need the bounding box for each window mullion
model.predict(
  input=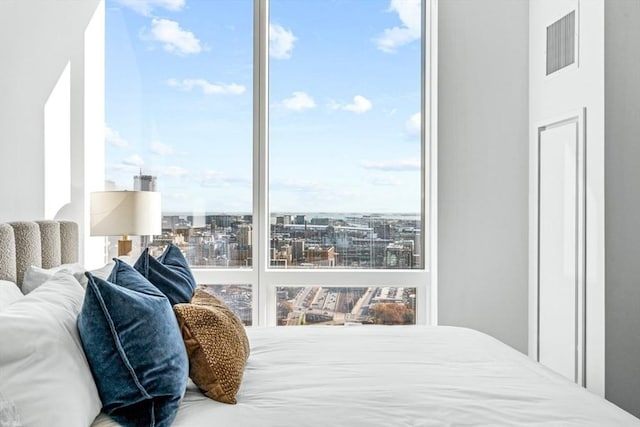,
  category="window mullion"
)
[427,0,438,326]
[254,0,270,327]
